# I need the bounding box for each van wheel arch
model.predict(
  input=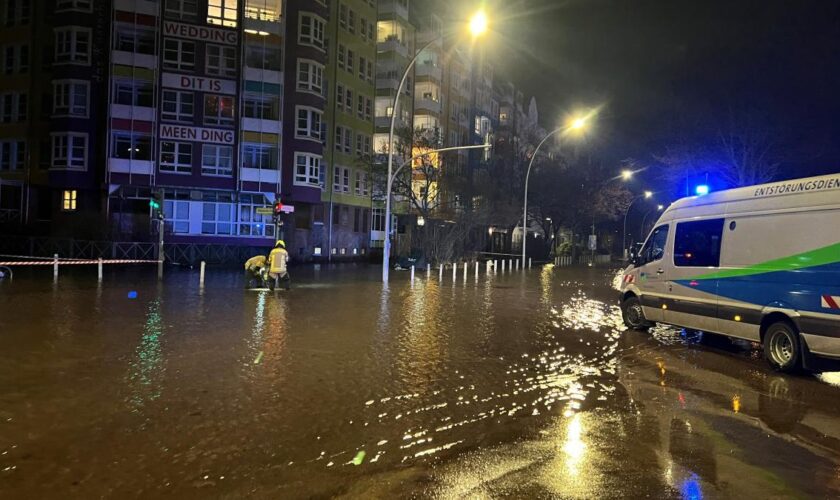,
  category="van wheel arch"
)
[759,312,799,343]
[621,291,638,303]
[760,313,803,373]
